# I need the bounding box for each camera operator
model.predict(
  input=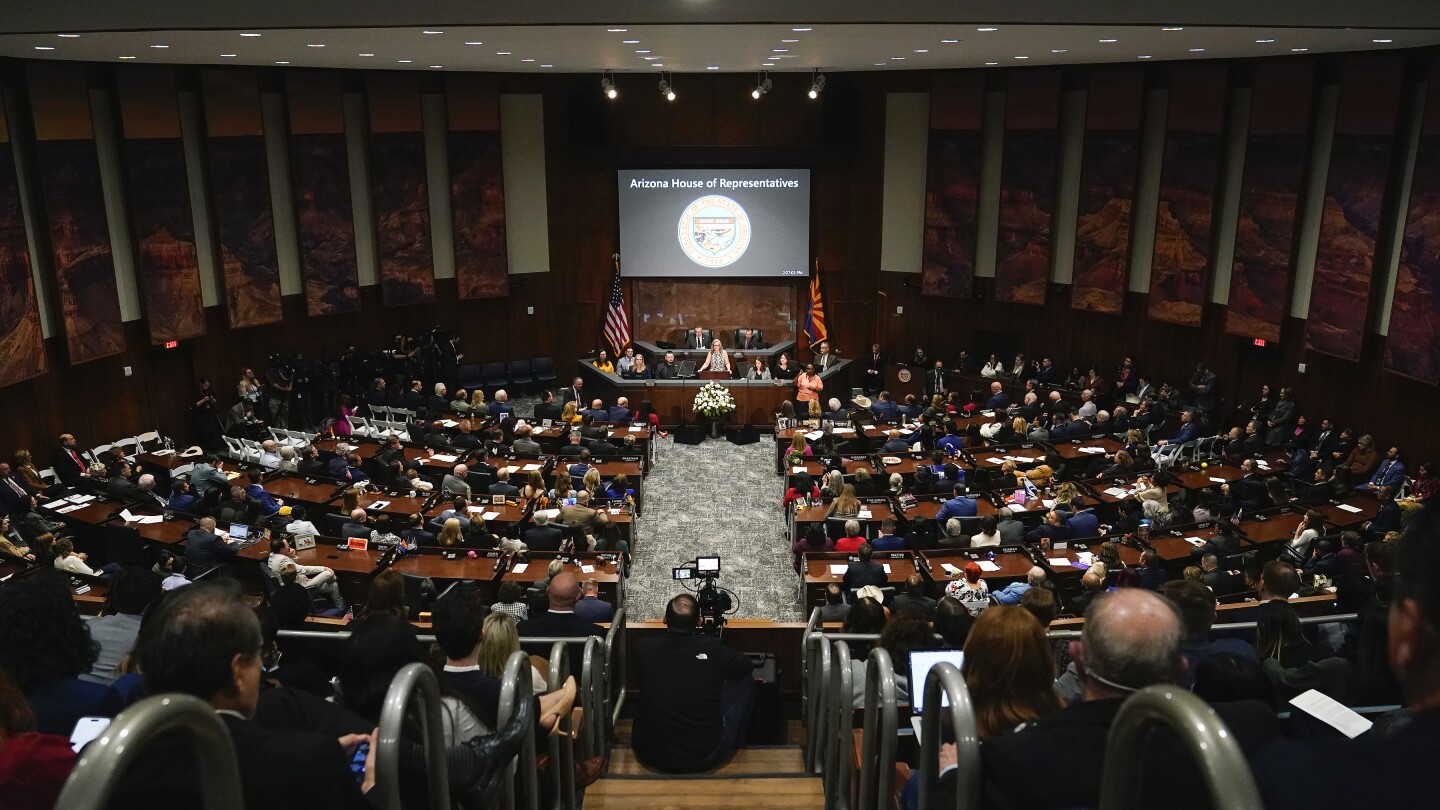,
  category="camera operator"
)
[191,377,224,451]
[632,593,755,773]
[265,360,294,429]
